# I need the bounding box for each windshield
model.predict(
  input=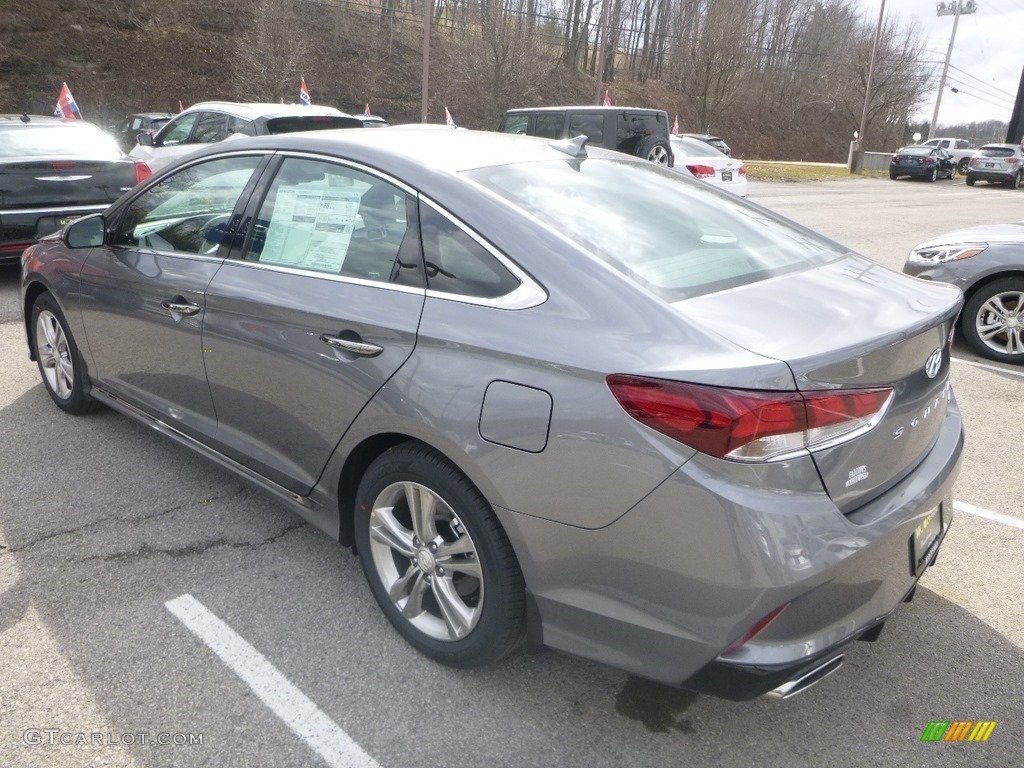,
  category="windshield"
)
[0,124,123,158]
[466,158,844,301]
